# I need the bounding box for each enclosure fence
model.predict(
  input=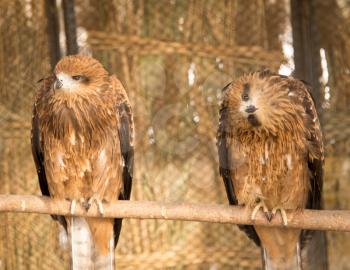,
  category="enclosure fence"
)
[1,0,350,269]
